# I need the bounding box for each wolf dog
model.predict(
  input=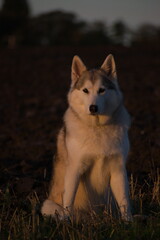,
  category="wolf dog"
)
[41,54,132,221]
